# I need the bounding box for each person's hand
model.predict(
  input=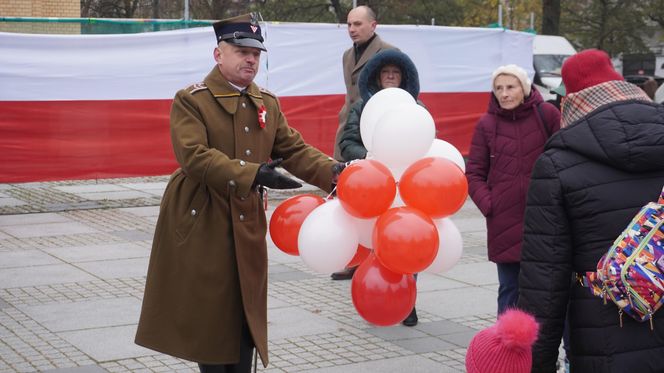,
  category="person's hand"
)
[254,158,302,189]
[331,162,347,184]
